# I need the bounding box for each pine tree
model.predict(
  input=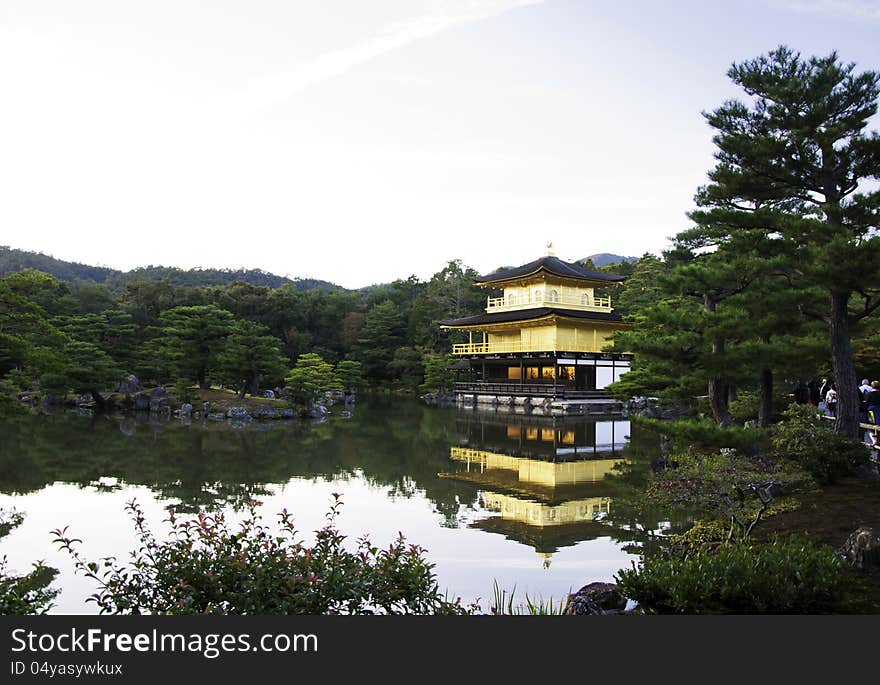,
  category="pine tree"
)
[355,300,404,382]
[215,320,288,398]
[284,353,341,404]
[156,305,235,389]
[698,46,880,436]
